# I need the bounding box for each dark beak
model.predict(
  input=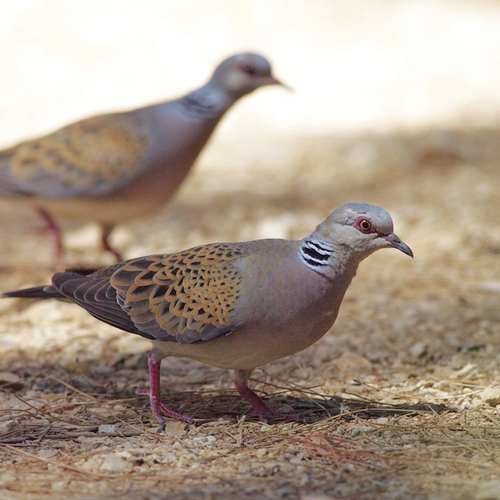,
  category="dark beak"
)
[267,75,293,91]
[383,233,413,258]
